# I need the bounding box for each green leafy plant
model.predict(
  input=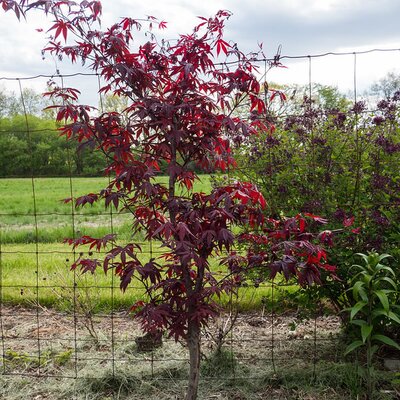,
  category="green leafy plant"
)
[233,89,400,314]
[345,252,400,397]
